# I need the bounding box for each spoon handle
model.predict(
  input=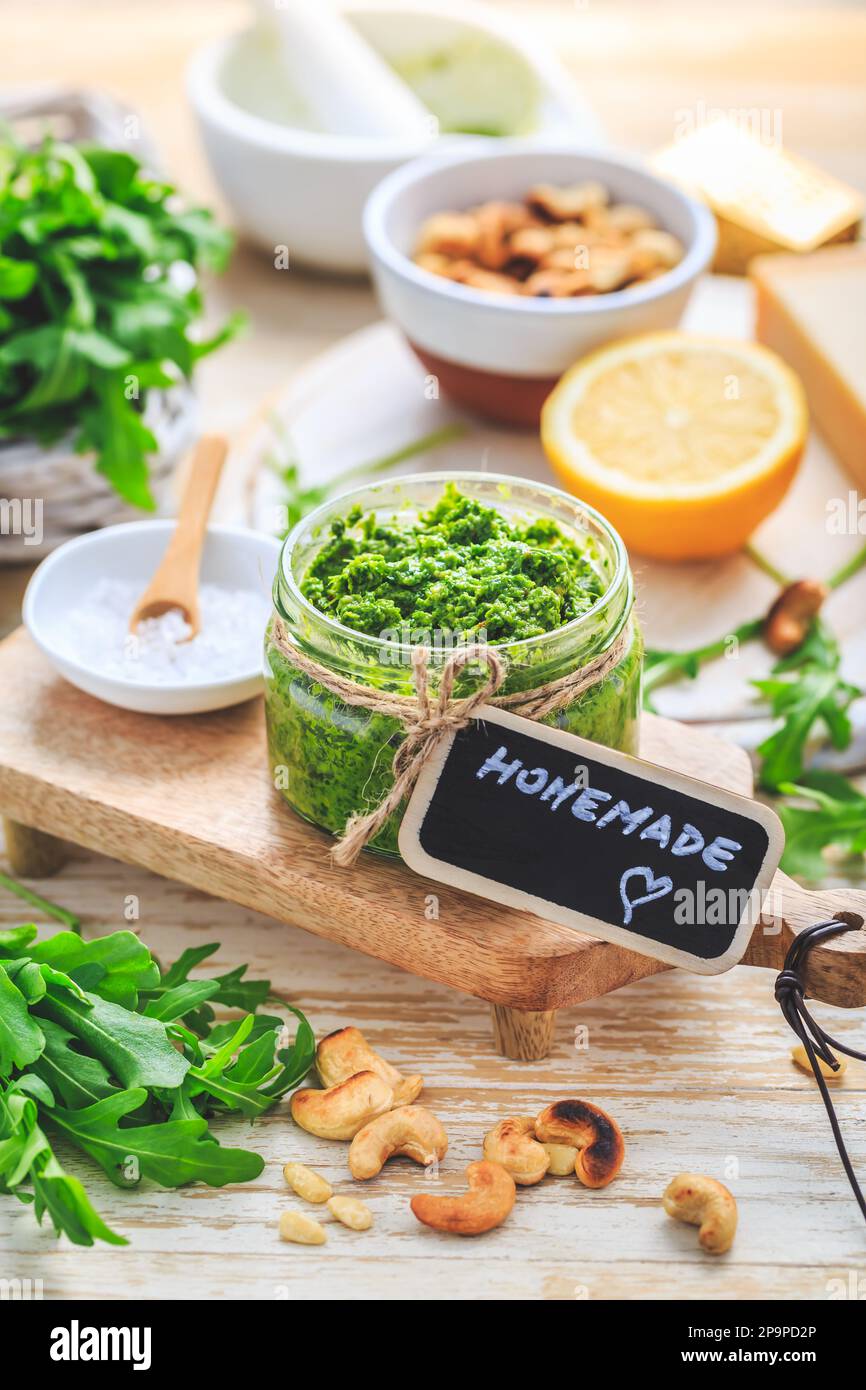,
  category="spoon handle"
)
[130,434,227,634]
[166,434,228,573]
